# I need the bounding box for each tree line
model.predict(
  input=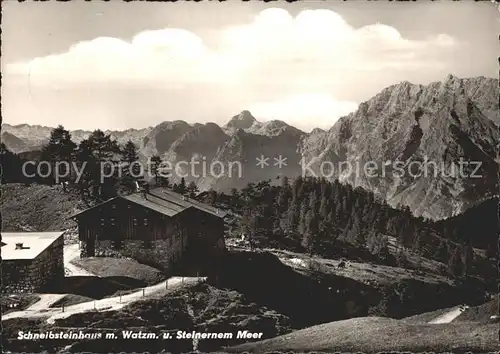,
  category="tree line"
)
[2,126,493,280]
[201,176,485,279]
